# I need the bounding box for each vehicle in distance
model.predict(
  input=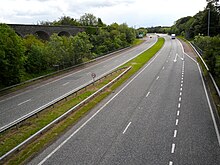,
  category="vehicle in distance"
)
[171,34,176,39]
